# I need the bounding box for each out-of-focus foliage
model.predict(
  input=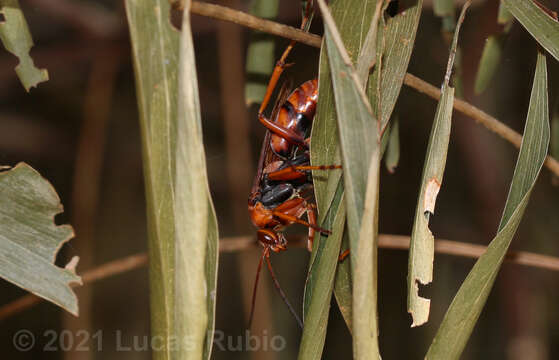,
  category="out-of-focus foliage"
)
[0,0,48,91]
